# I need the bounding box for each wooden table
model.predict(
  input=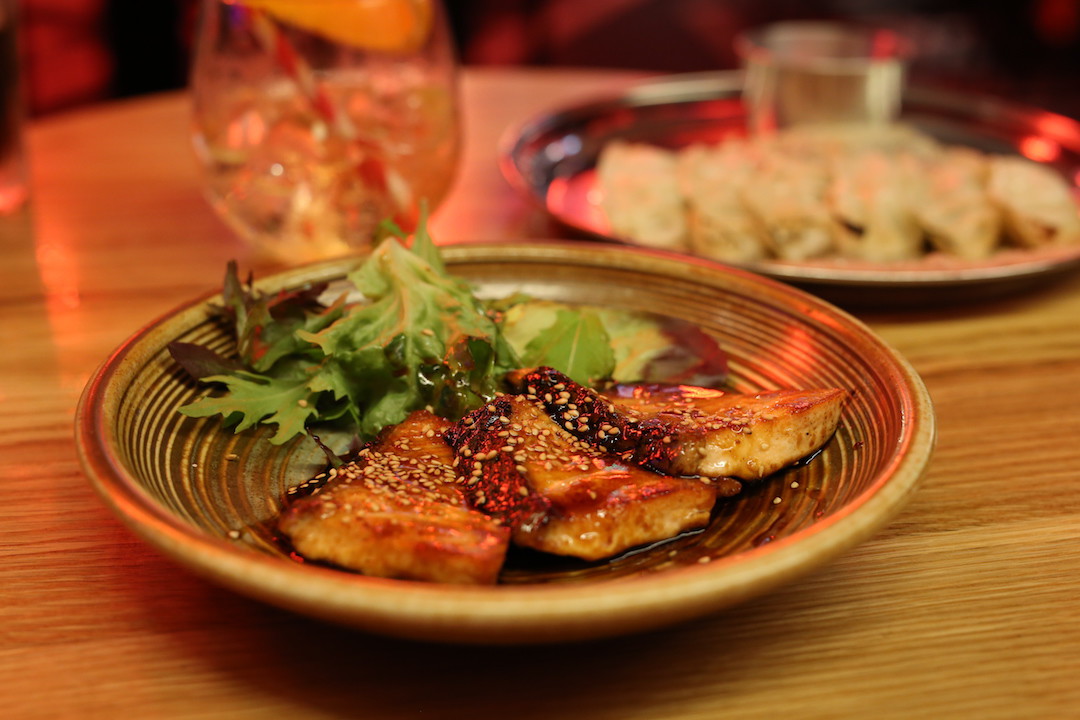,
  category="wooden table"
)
[4,67,1080,719]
